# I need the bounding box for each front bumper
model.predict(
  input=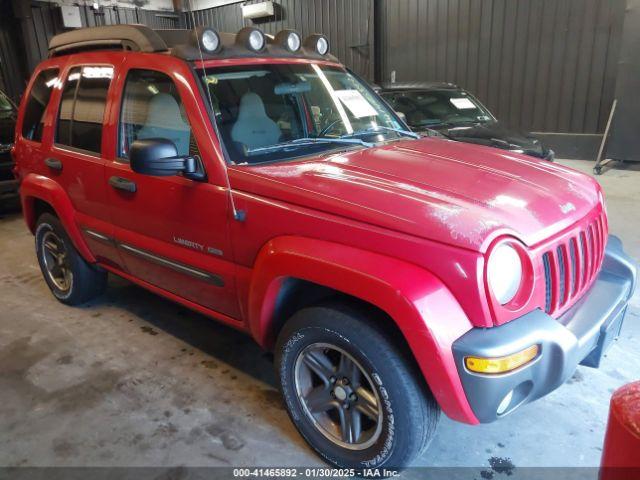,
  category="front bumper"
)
[453,235,637,423]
